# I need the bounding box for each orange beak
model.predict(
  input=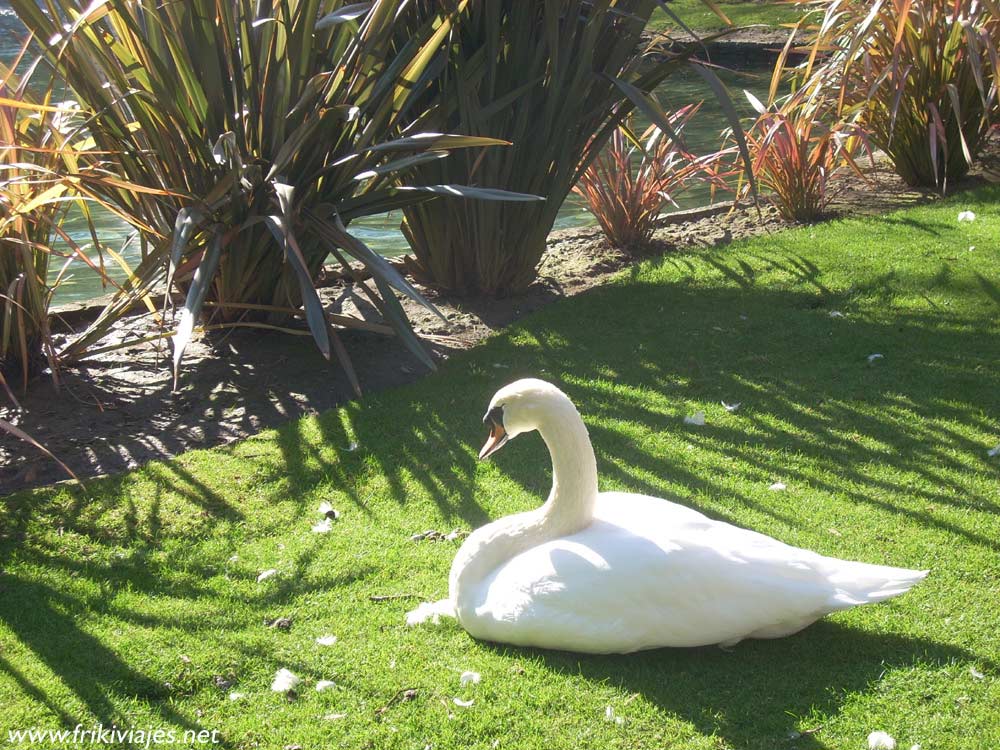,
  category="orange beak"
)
[478,421,509,460]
